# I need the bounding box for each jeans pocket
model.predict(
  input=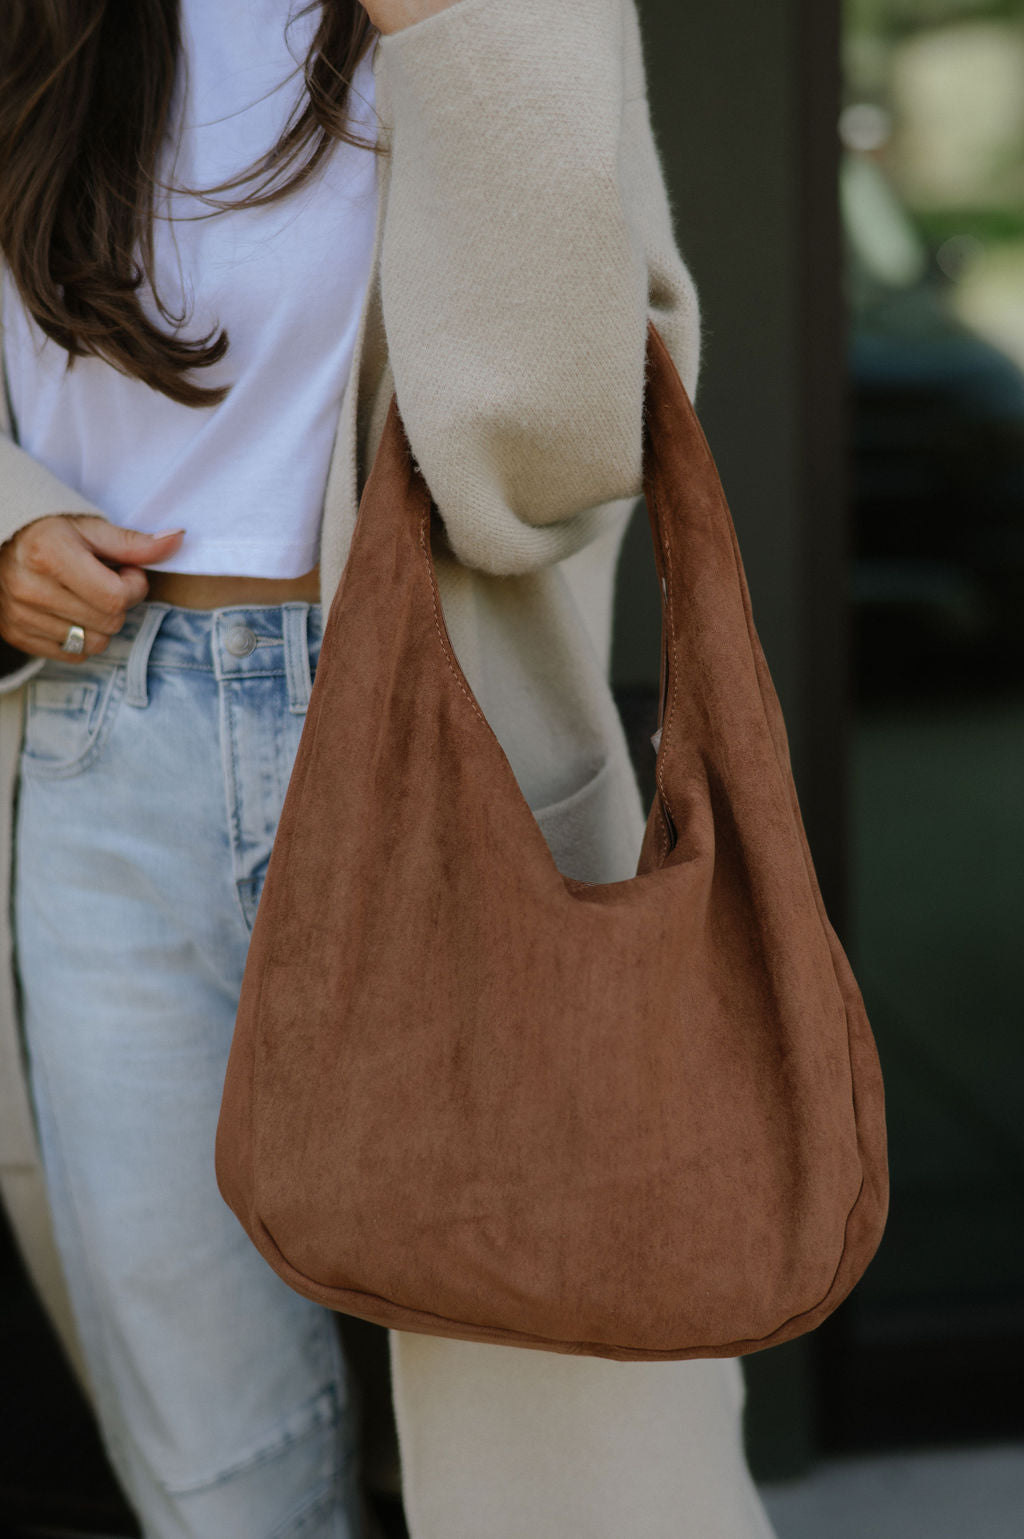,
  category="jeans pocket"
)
[20,661,126,779]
